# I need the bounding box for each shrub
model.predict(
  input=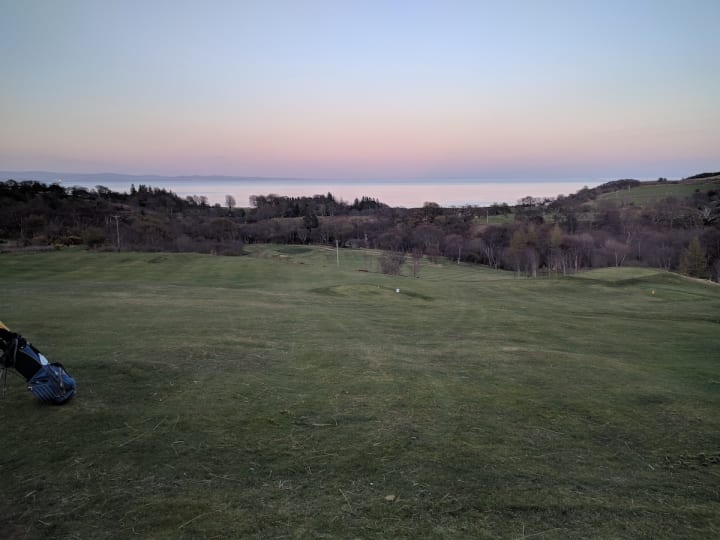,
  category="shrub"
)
[83,227,106,248]
[378,251,406,275]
